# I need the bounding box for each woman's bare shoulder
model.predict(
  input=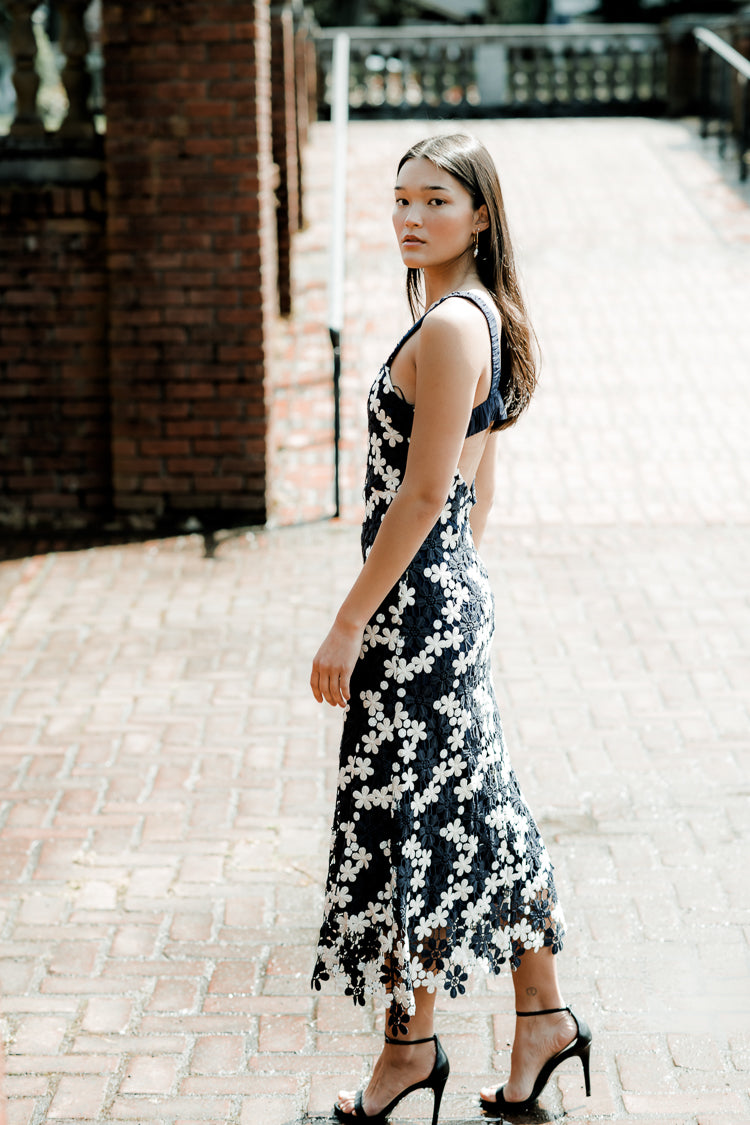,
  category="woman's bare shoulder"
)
[419,293,493,360]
